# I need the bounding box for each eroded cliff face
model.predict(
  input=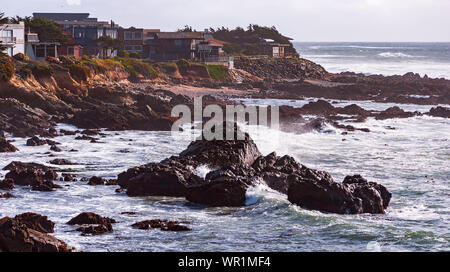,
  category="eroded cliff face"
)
[0,64,180,137]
